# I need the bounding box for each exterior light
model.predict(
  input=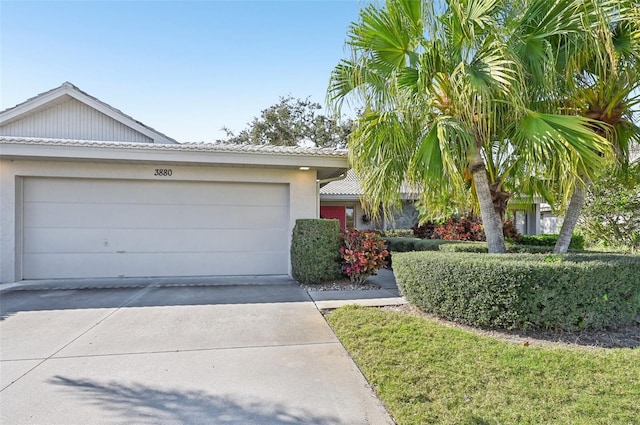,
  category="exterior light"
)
[299,166,310,171]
